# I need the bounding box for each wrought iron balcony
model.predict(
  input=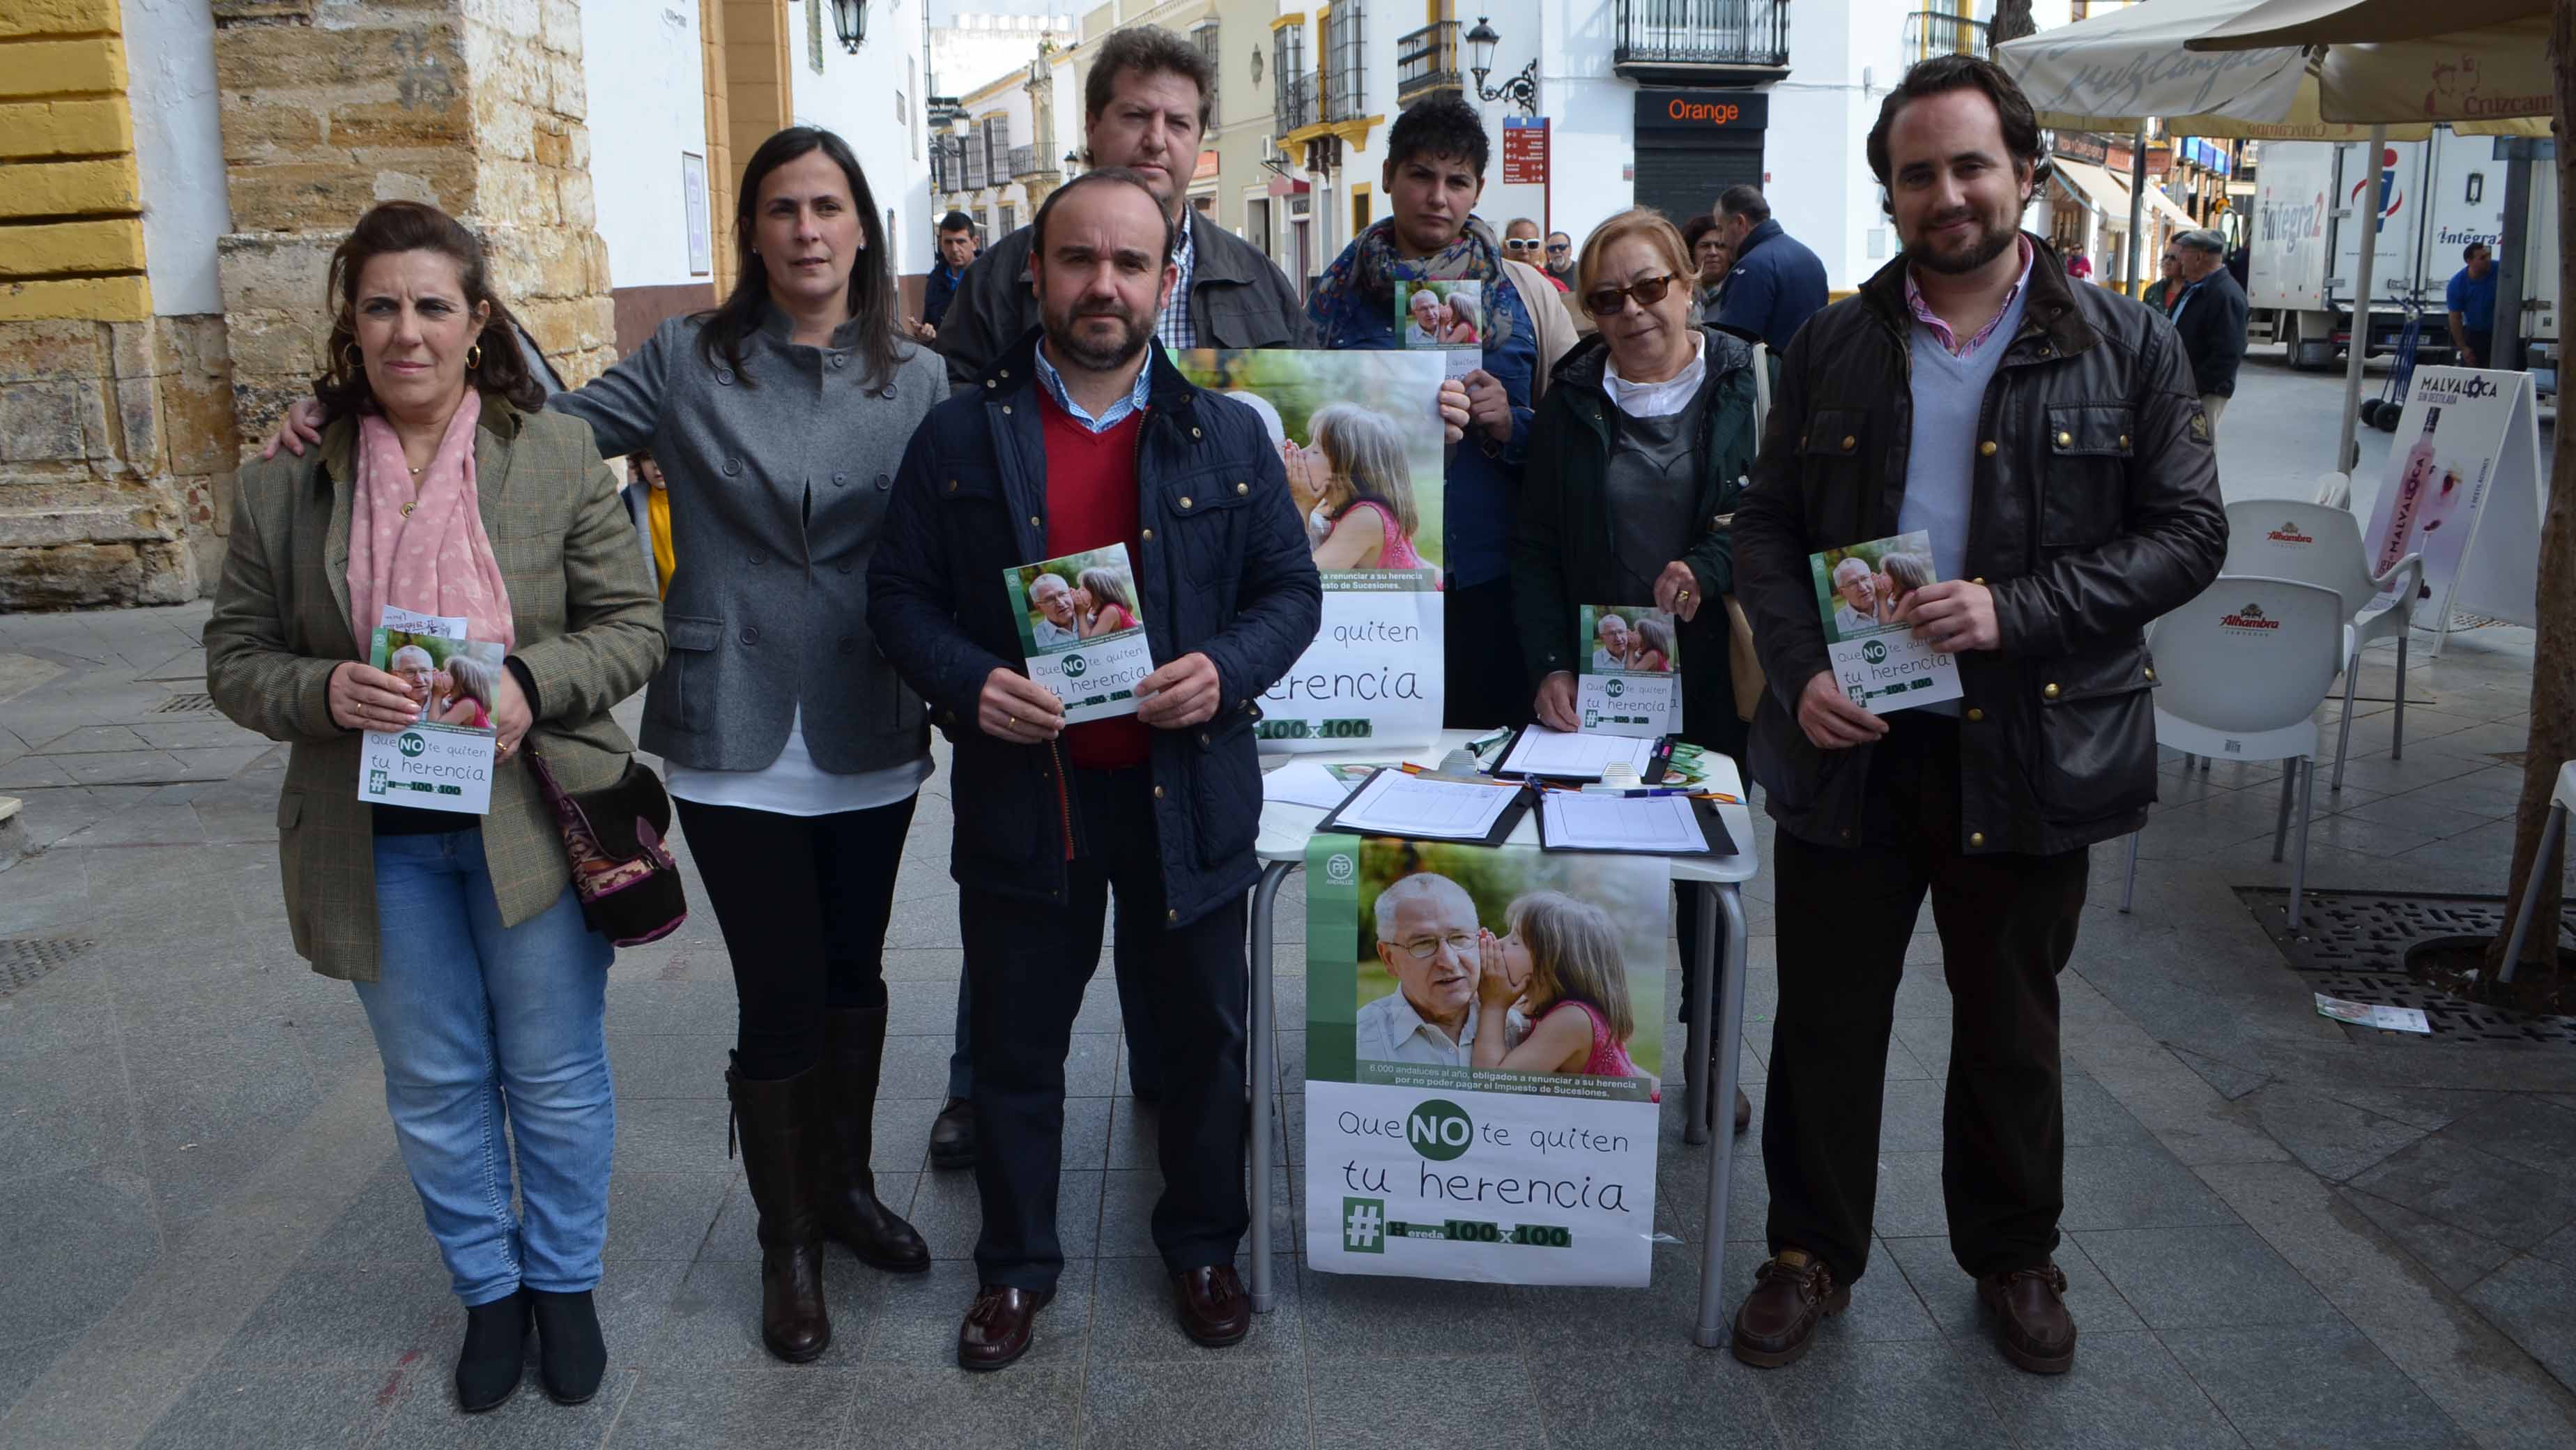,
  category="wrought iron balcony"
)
[1613,0,1791,84]
[1397,21,1461,106]
[1903,11,1989,60]
[1278,68,1317,134]
[1324,7,1367,123]
[1010,144,1049,180]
